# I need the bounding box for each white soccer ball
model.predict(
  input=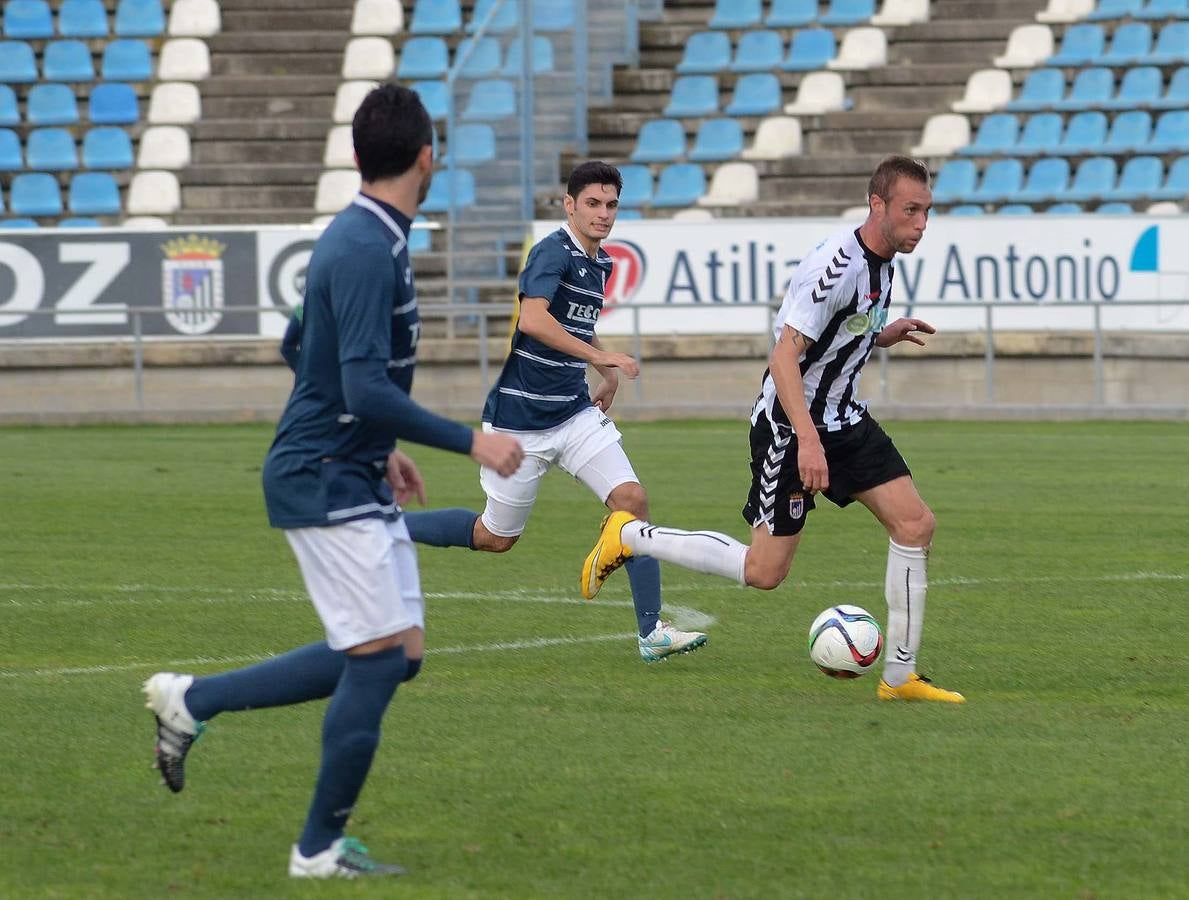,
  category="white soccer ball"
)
[807,605,884,679]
